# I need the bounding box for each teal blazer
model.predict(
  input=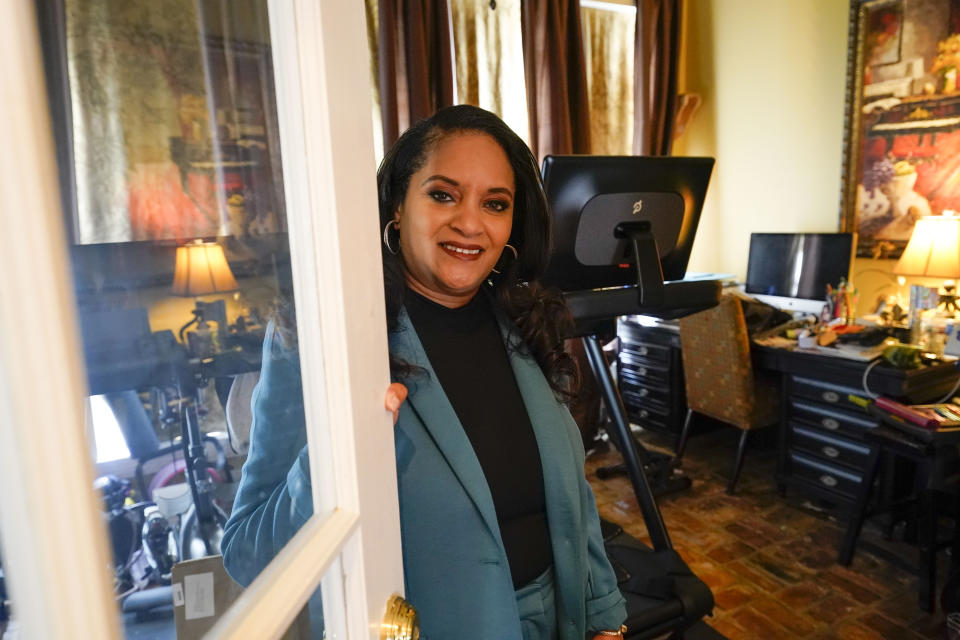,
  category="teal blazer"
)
[222,309,626,640]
